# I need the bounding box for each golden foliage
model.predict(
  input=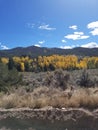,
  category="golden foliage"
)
[1,57,9,64]
[1,55,98,71]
